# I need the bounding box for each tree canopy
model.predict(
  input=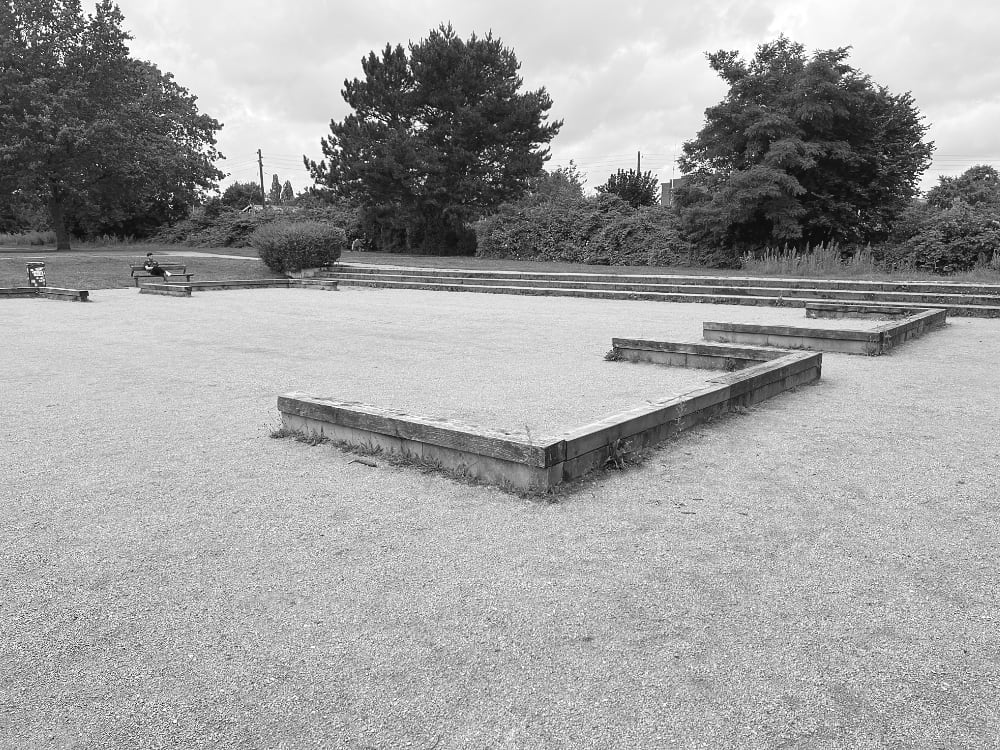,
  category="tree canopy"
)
[268,174,282,205]
[306,23,562,255]
[925,165,1000,210]
[674,36,933,262]
[0,0,223,248]
[596,168,660,209]
[220,181,261,208]
[528,161,586,203]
